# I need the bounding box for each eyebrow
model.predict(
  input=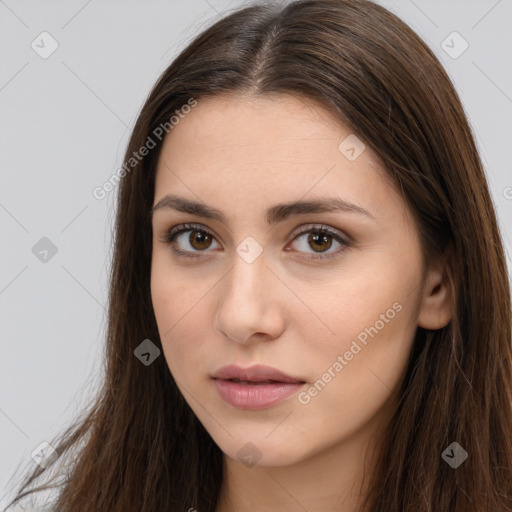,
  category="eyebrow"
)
[150,194,376,225]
